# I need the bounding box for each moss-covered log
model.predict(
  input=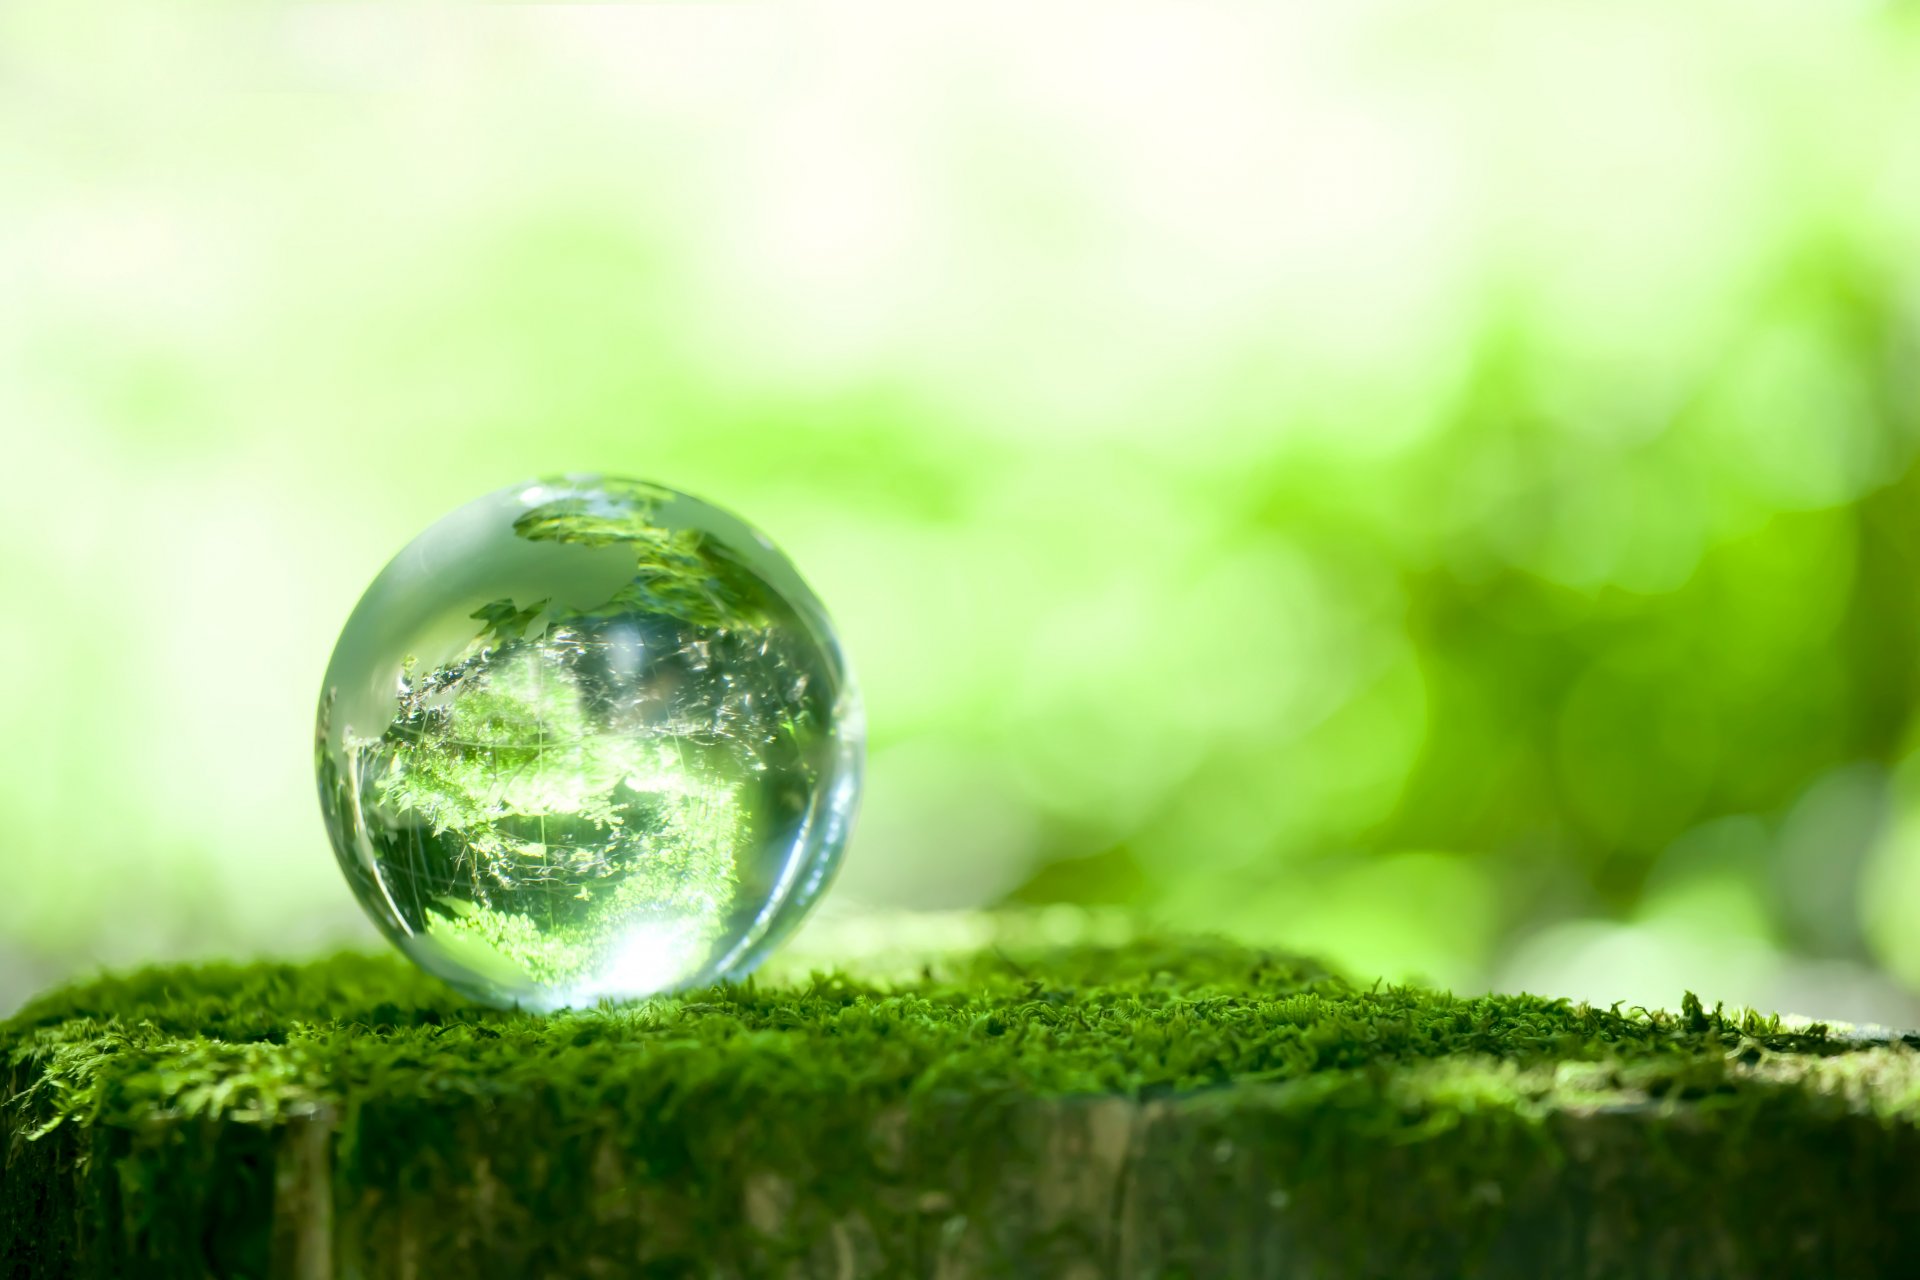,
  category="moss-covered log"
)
[5,938,1920,1278]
